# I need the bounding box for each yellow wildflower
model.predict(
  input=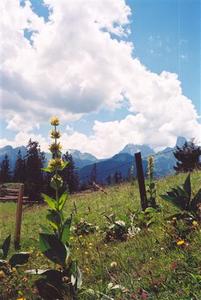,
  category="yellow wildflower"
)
[50,116,60,126]
[110,261,117,268]
[177,240,185,246]
[48,158,63,169]
[0,270,5,279]
[49,142,62,153]
[51,129,61,139]
[192,220,198,226]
